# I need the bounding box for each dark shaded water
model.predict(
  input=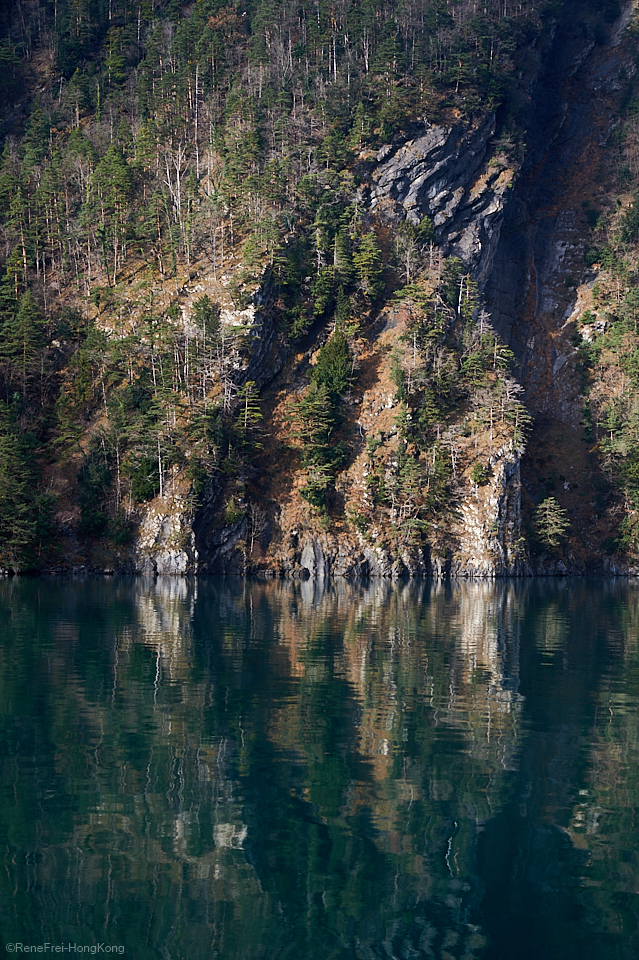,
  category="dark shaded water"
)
[0,577,638,959]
